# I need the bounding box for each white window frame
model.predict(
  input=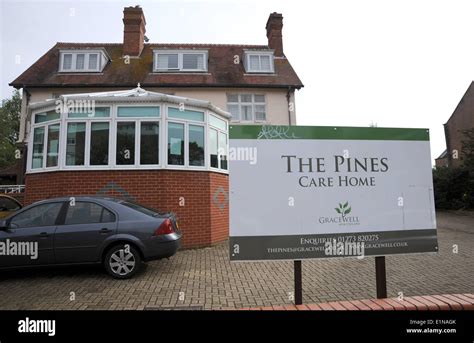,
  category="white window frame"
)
[226,93,267,123]
[153,50,208,72]
[244,51,275,73]
[209,114,228,171]
[113,105,162,169]
[28,103,228,174]
[165,105,207,170]
[59,50,107,73]
[28,108,62,172]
